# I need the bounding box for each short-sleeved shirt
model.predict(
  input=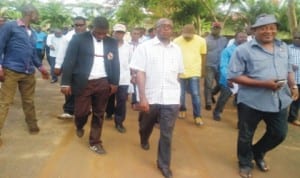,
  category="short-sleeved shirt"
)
[173,35,206,78]
[205,34,228,69]
[288,44,300,84]
[130,37,184,105]
[227,39,292,112]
